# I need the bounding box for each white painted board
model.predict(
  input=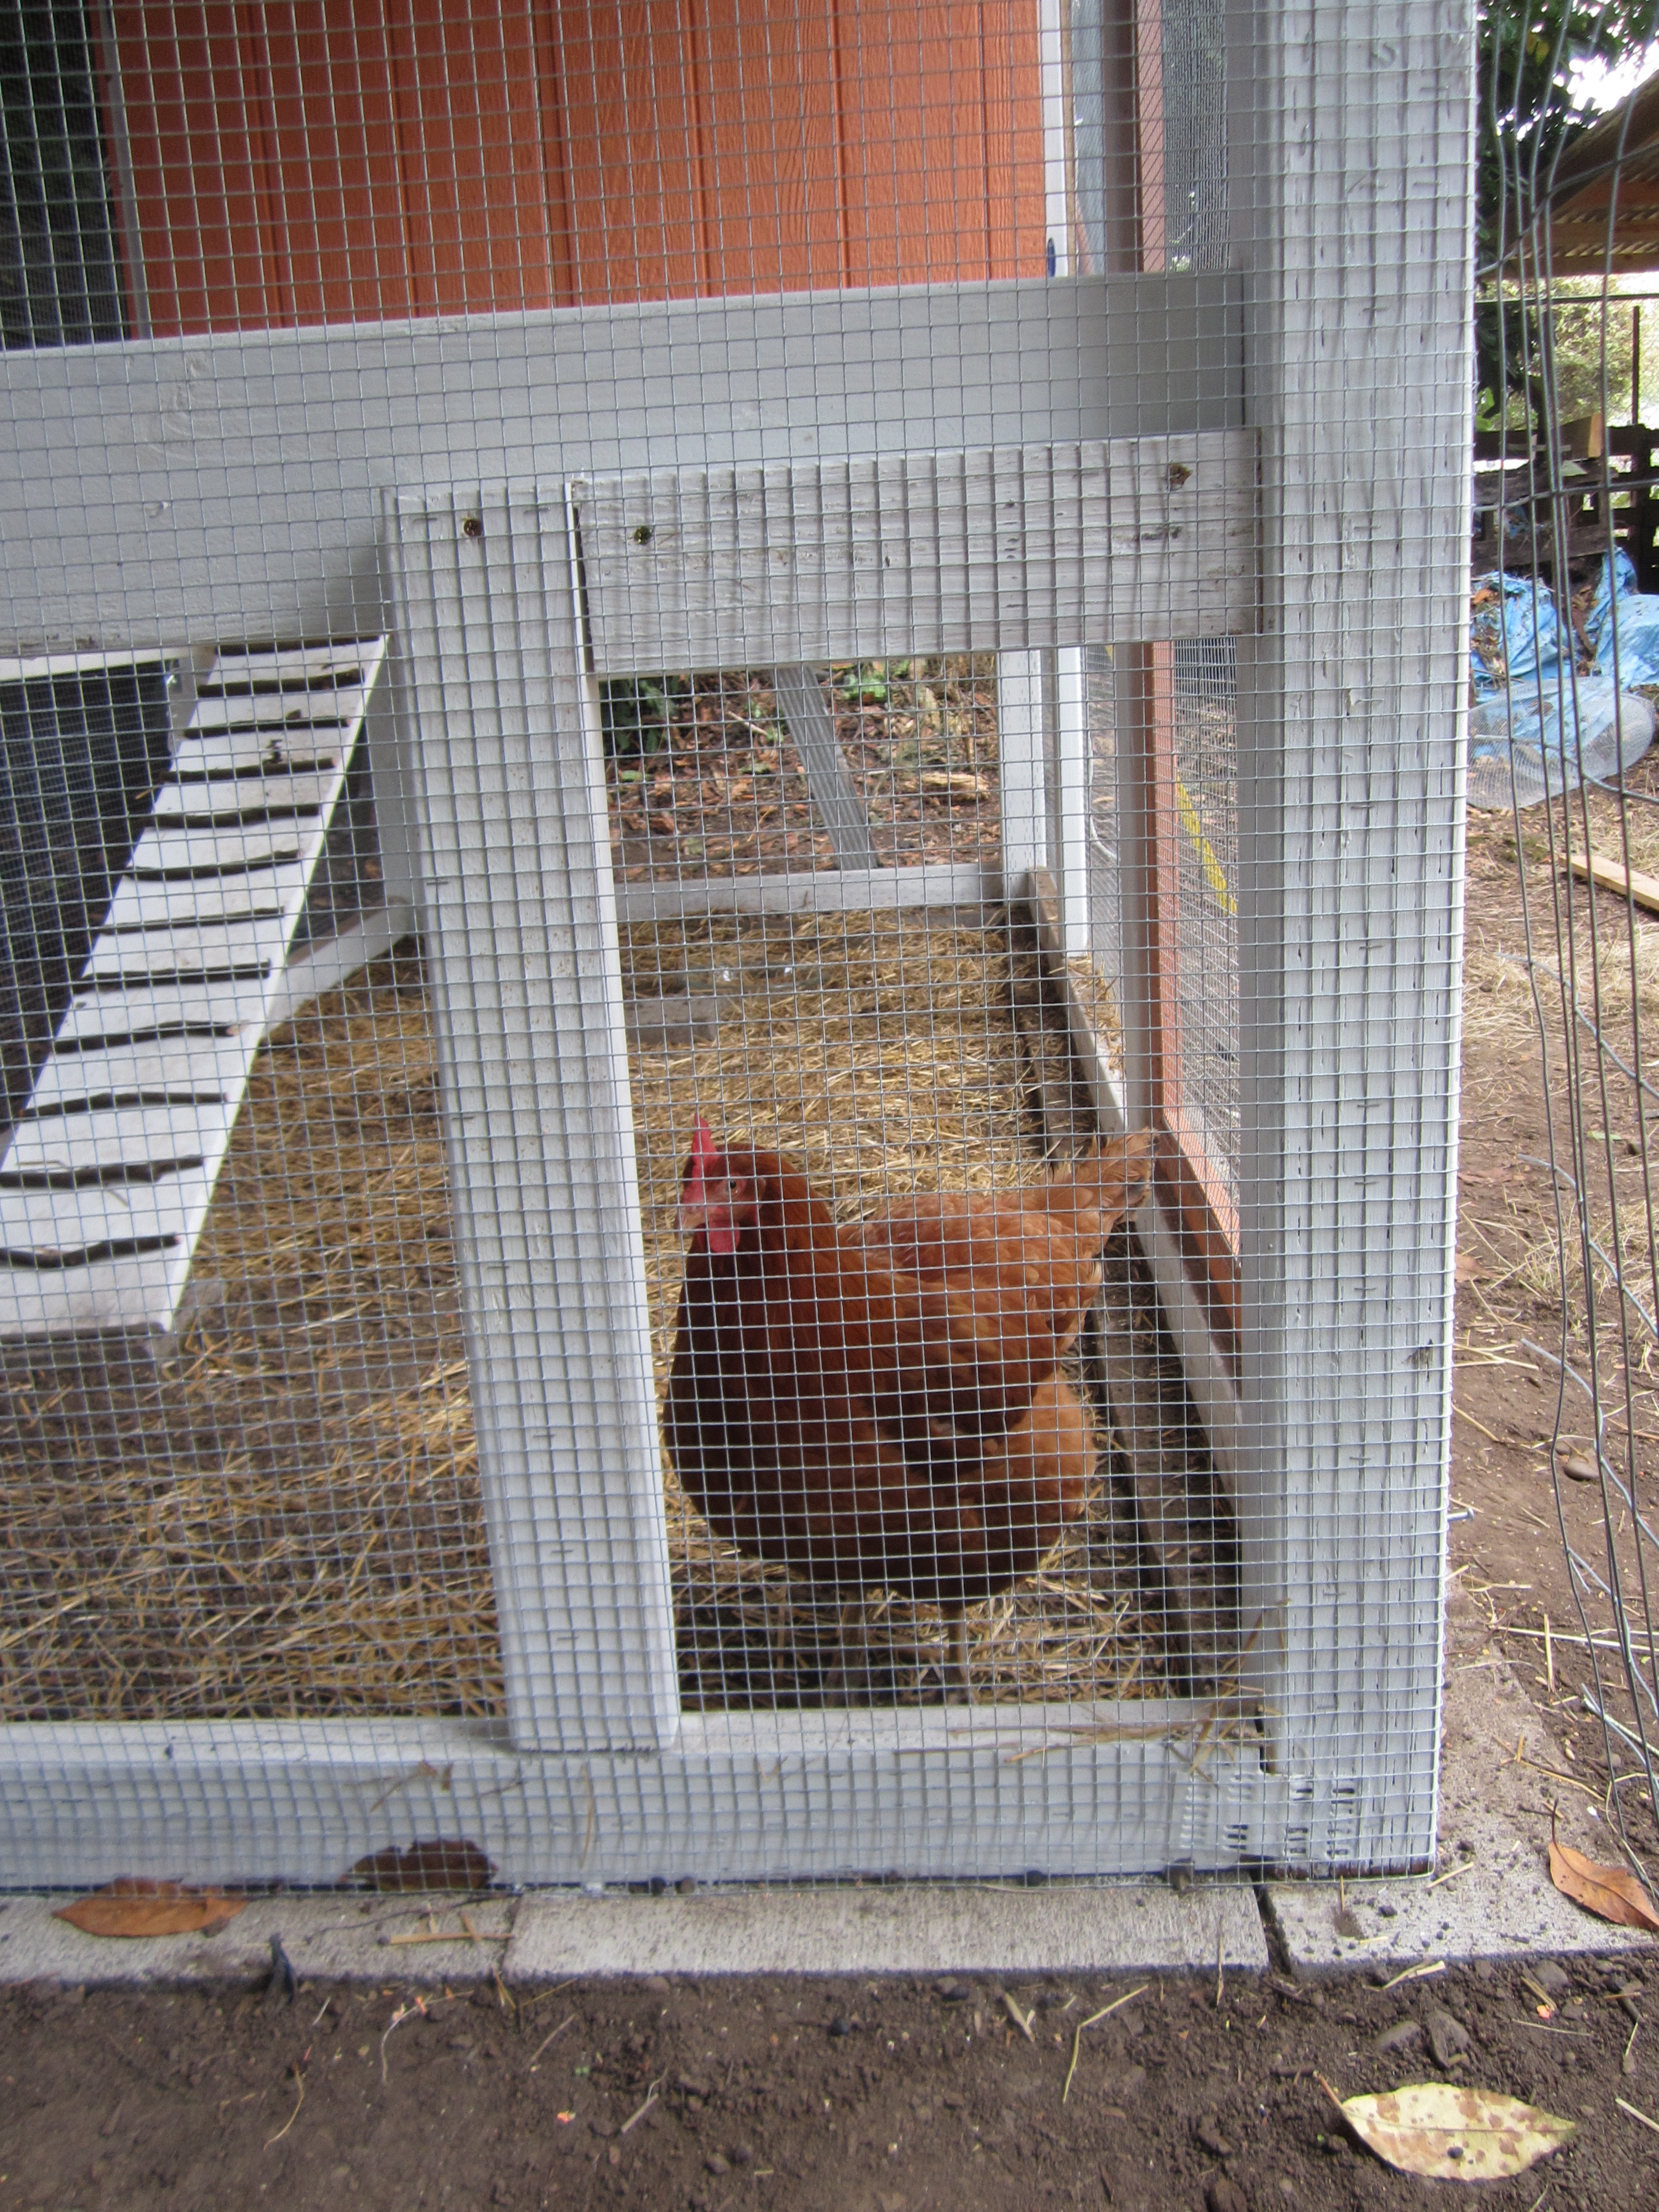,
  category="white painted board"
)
[575,430,1257,672]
